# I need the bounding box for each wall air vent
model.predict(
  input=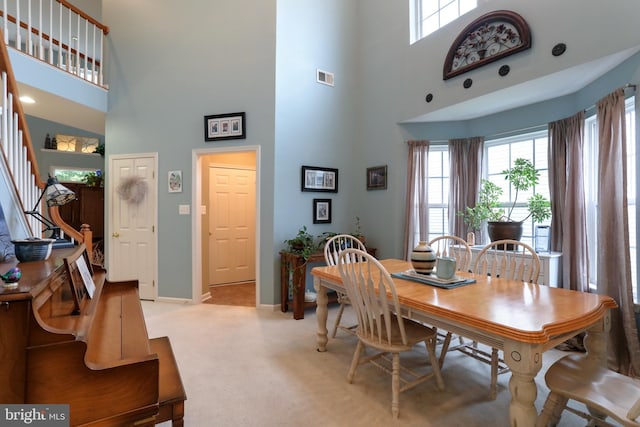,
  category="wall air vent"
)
[316,69,334,87]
